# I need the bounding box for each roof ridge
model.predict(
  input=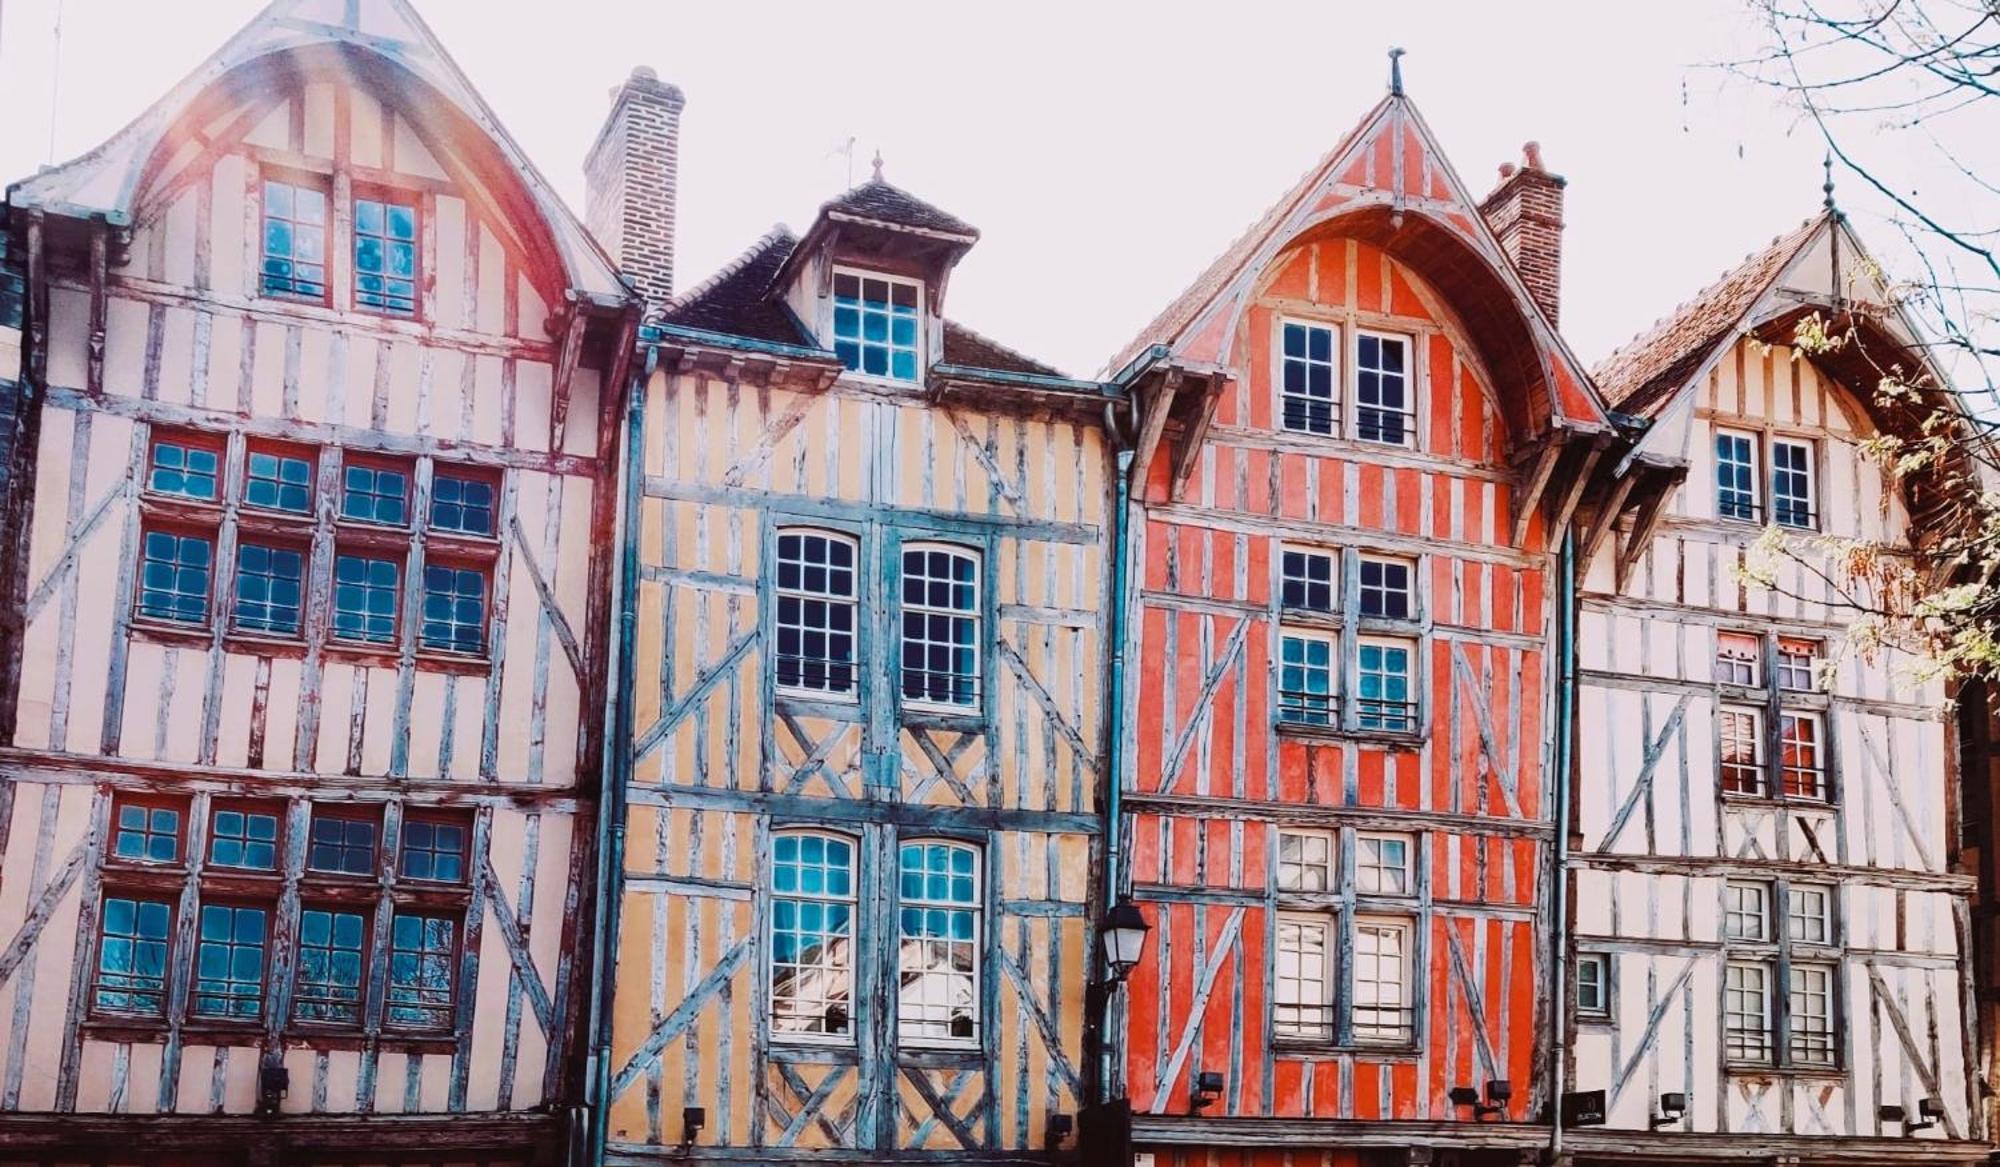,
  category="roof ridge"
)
[1596,215,1823,370]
